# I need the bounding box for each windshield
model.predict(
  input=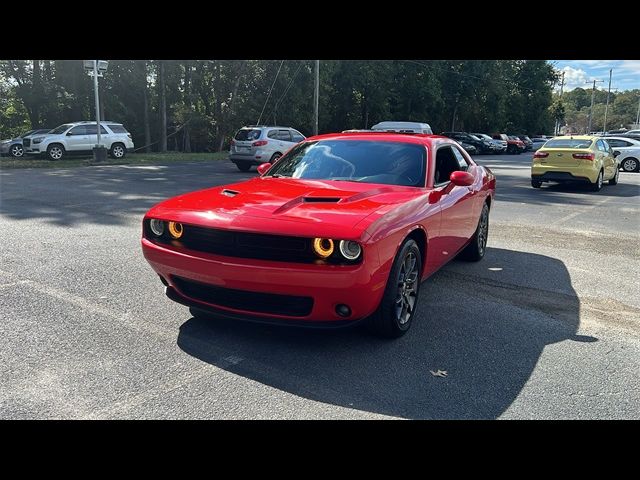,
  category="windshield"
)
[545,139,593,149]
[51,124,72,135]
[19,130,36,138]
[266,140,427,188]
